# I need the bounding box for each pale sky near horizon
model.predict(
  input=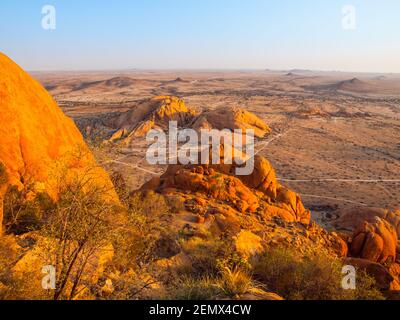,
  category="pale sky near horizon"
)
[0,0,399,72]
